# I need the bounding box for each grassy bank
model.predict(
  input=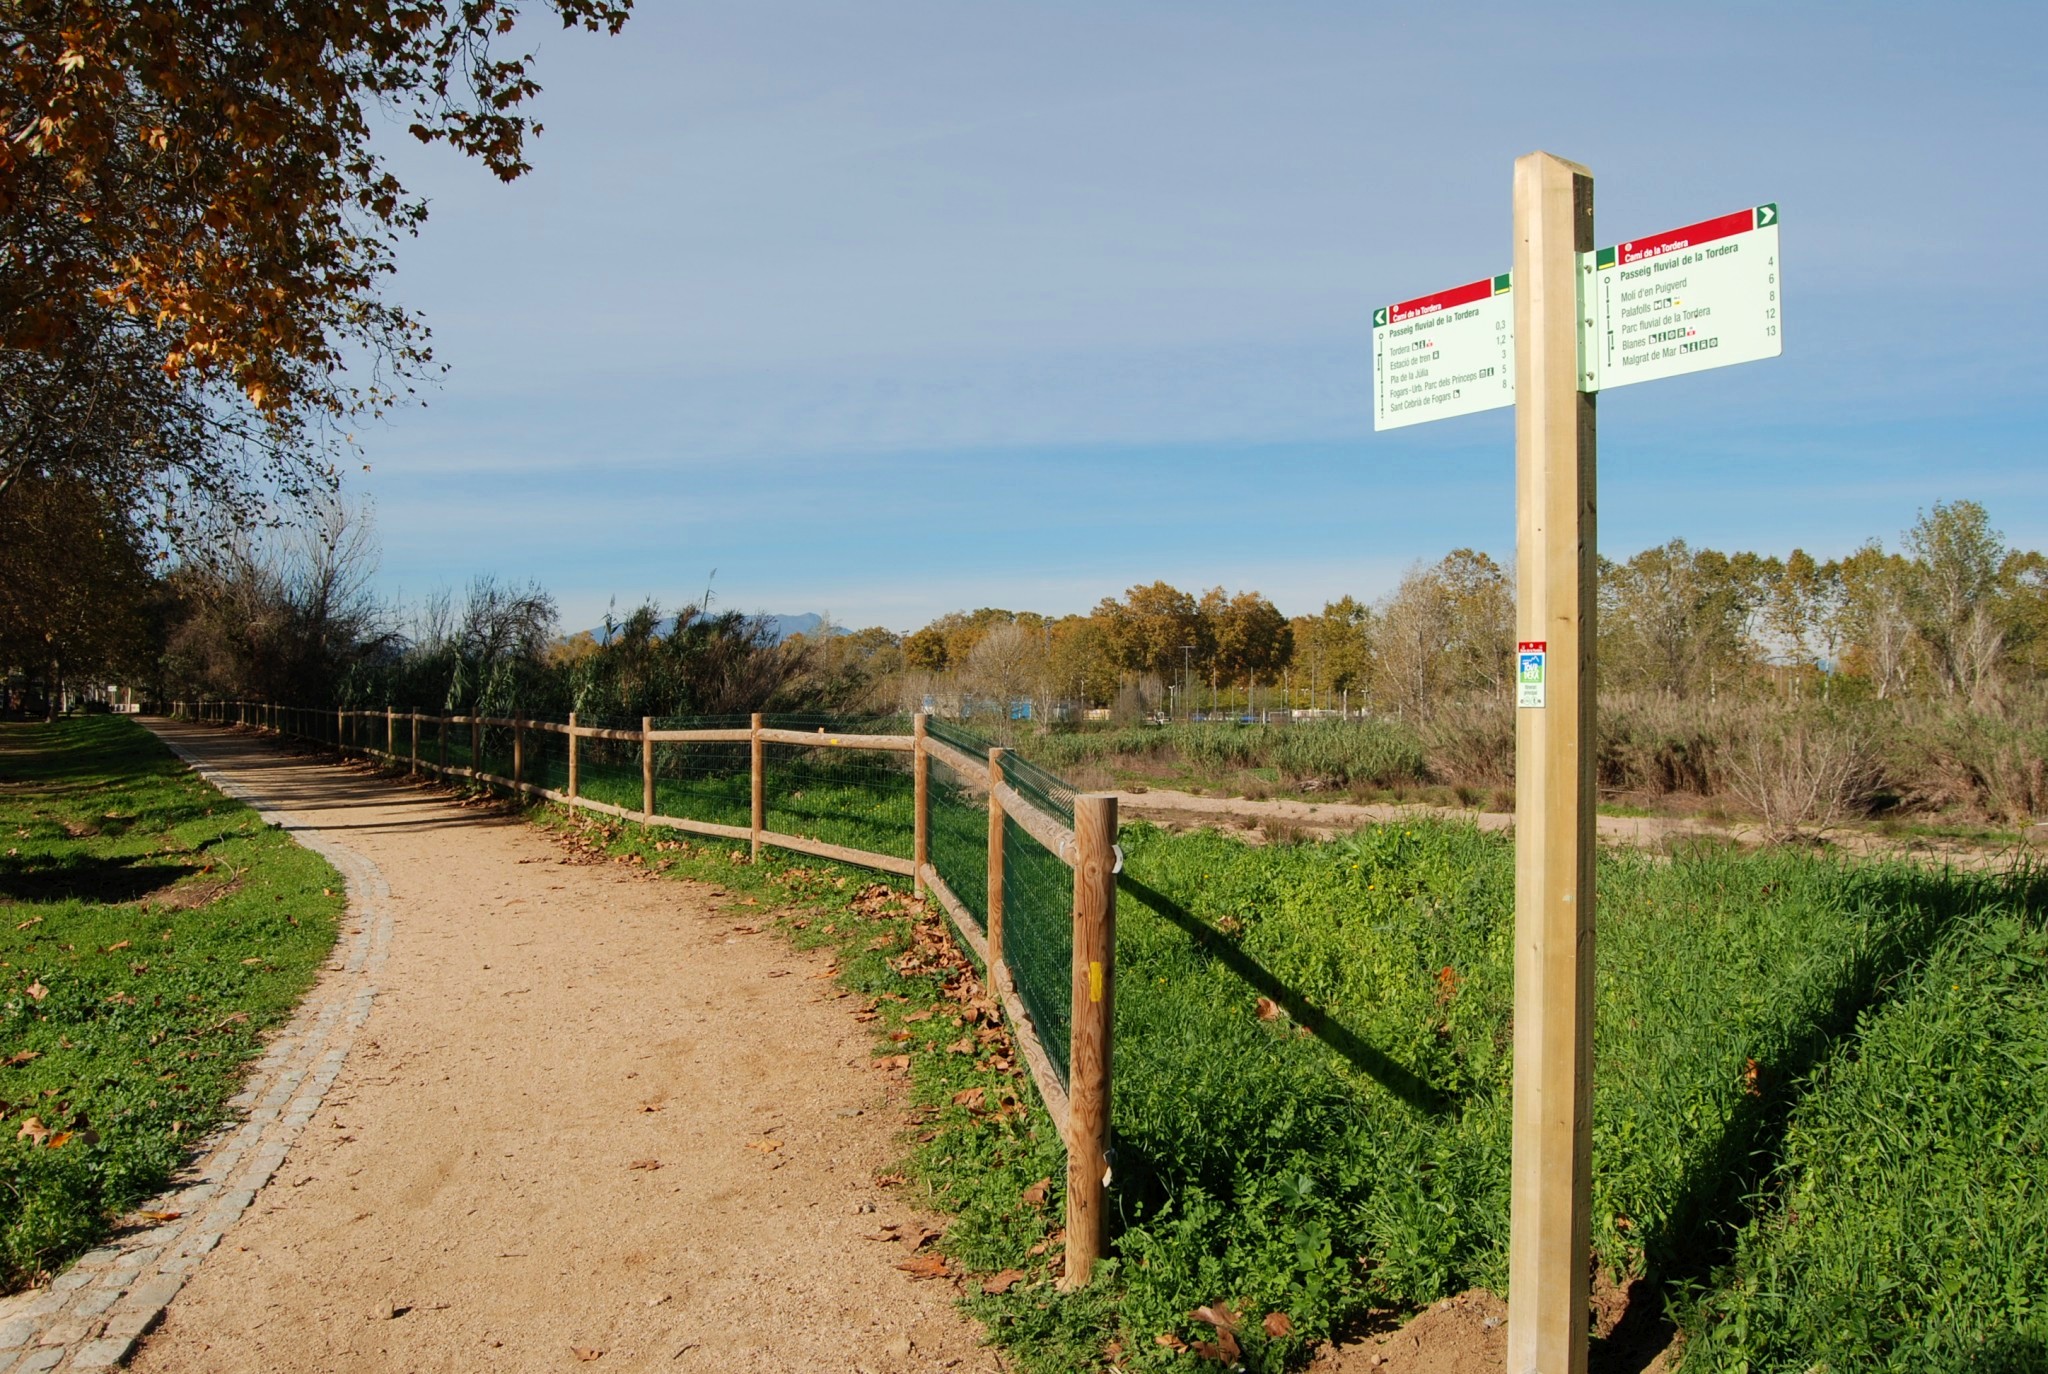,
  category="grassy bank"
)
[0,718,344,1290]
